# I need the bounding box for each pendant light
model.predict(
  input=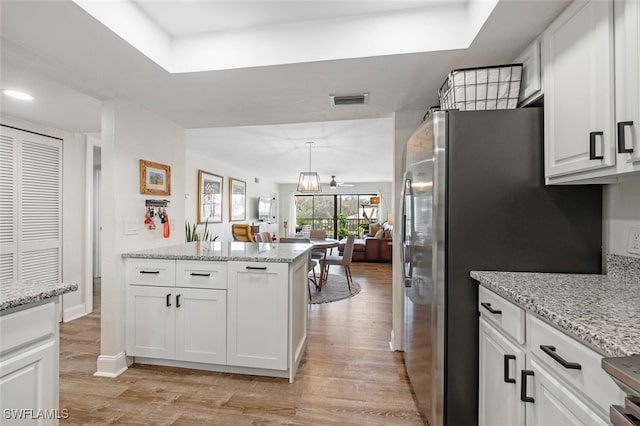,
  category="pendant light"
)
[329,176,337,189]
[297,141,322,192]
